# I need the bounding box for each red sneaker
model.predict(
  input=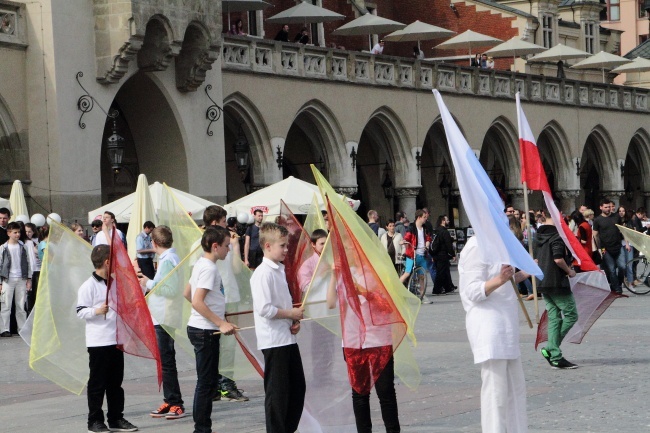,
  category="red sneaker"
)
[150,402,171,418]
[165,406,187,420]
